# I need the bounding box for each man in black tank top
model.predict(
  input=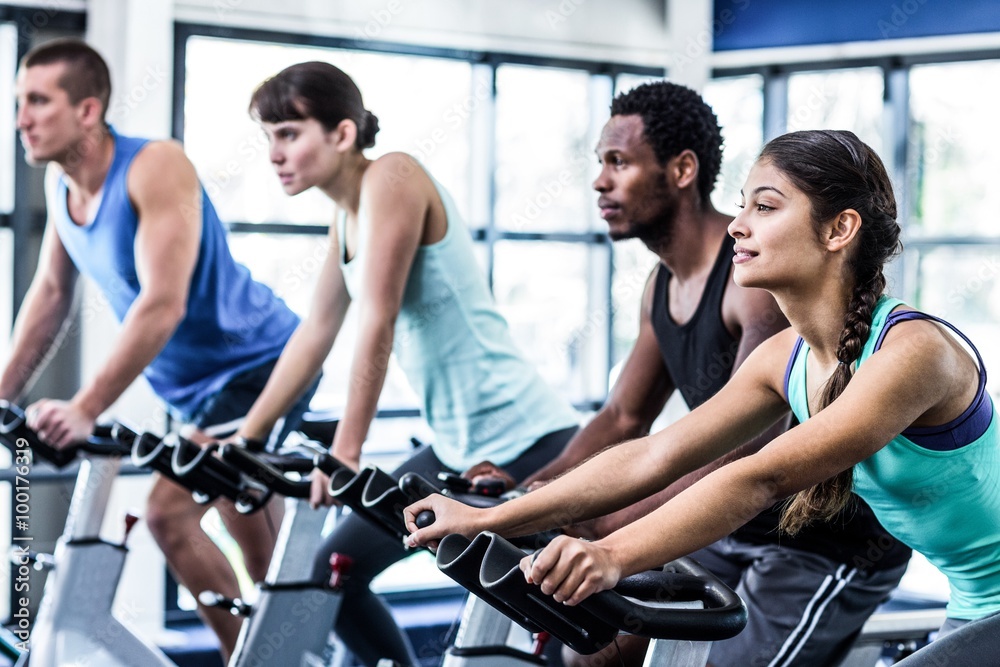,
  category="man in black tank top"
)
[521,83,911,667]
